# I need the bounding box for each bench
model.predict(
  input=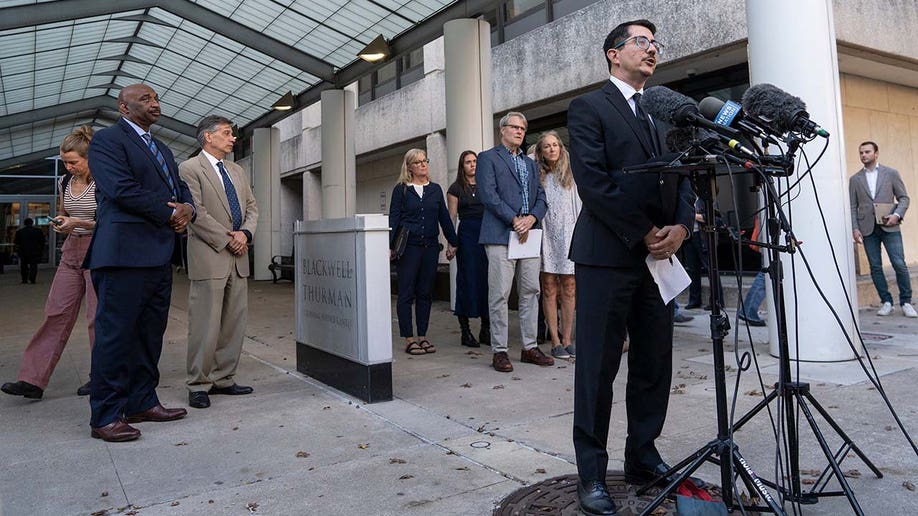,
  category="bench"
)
[268,254,295,283]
